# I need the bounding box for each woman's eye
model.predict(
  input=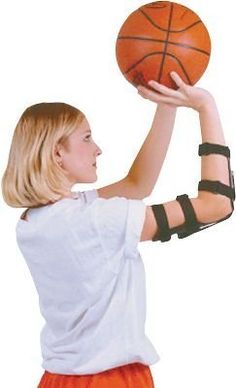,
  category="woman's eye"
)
[85,135,91,141]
